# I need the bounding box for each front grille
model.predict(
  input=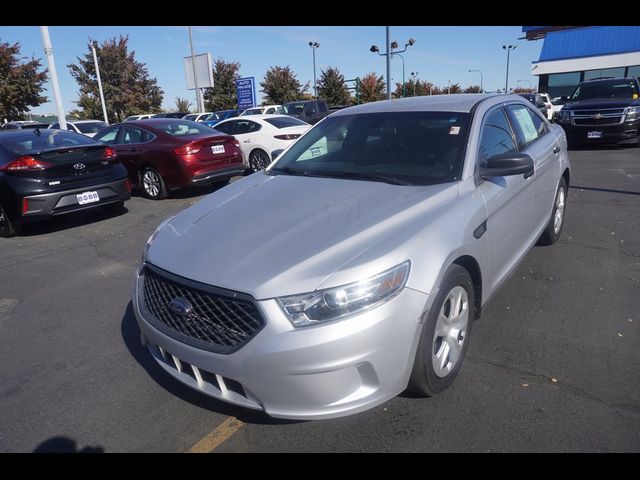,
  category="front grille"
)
[572,108,625,126]
[141,264,265,353]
